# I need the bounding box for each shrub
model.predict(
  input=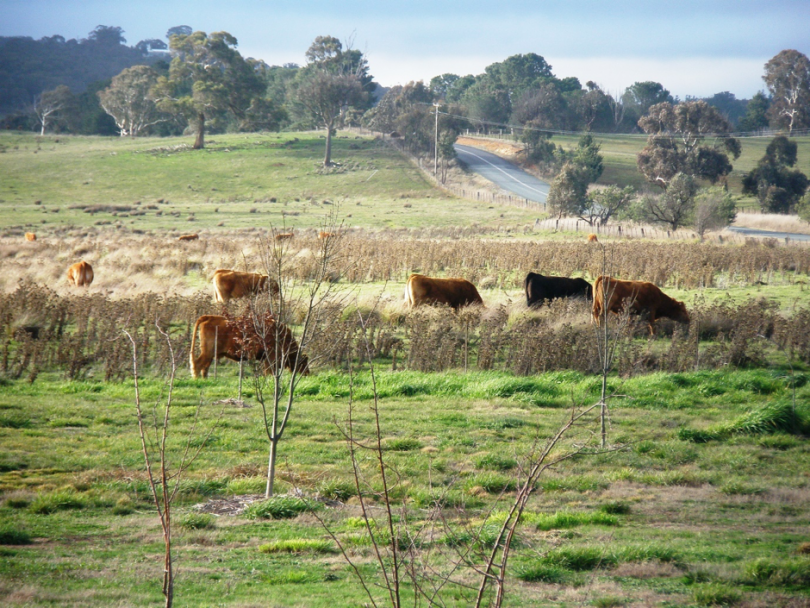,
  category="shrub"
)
[599,501,631,515]
[527,510,618,531]
[318,479,357,502]
[243,496,315,520]
[111,496,135,515]
[0,526,32,545]
[178,512,216,530]
[474,453,517,471]
[742,557,810,587]
[465,473,517,494]
[258,539,334,554]
[691,583,741,606]
[29,489,86,514]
